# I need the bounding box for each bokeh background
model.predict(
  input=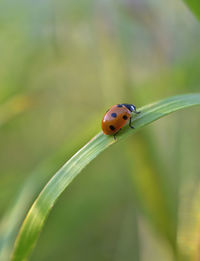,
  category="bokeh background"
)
[0,0,200,260]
